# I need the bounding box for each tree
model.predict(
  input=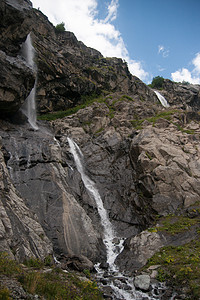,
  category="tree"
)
[150,76,164,89]
[55,22,65,33]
